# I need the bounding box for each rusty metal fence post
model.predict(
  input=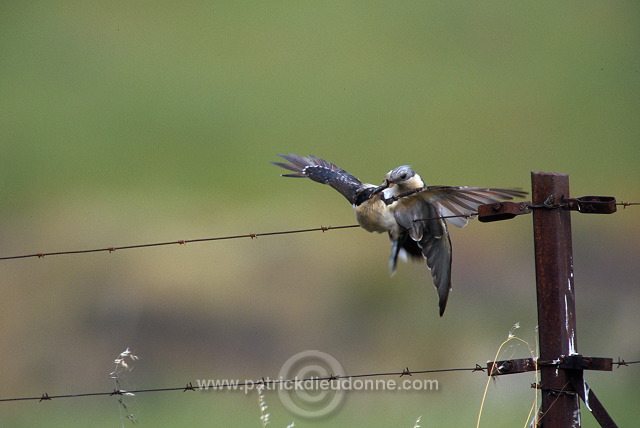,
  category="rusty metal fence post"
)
[531,172,580,427]
[483,172,619,427]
